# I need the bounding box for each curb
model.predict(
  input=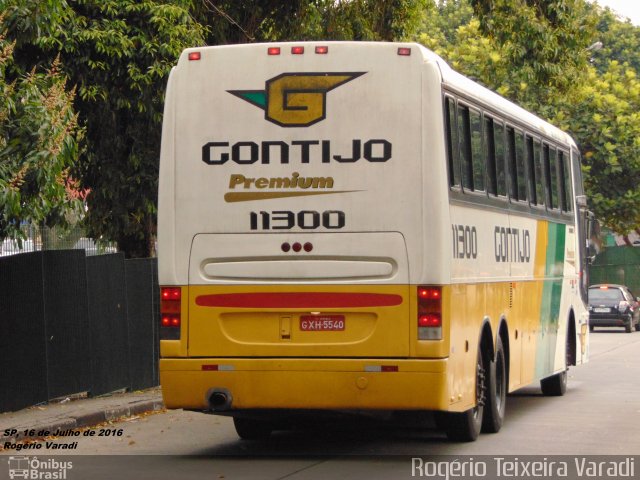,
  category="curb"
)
[1,398,164,444]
